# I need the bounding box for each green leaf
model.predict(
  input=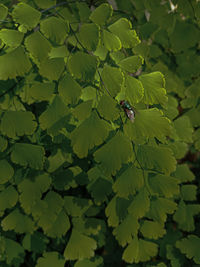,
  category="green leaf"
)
[47,149,70,173]
[124,108,172,143]
[0,46,32,80]
[168,141,188,160]
[39,58,65,81]
[34,0,56,9]
[89,3,112,26]
[181,185,197,201]
[147,198,177,223]
[20,82,55,104]
[140,220,166,239]
[118,56,143,73]
[122,237,158,263]
[79,23,100,51]
[22,232,48,253]
[172,116,193,142]
[169,20,200,52]
[2,237,25,266]
[0,160,14,185]
[94,132,133,176]
[40,17,69,44]
[113,214,139,247]
[0,29,24,47]
[74,258,103,267]
[73,100,93,121]
[39,96,69,135]
[11,143,45,170]
[124,75,144,105]
[24,31,52,64]
[137,145,176,175]
[0,185,18,213]
[58,73,82,105]
[81,86,97,101]
[68,52,98,81]
[0,110,37,138]
[173,201,200,231]
[172,164,195,183]
[1,208,35,234]
[0,4,8,21]
[102,30,121,51]
[76,2,91,22]
[18,173,51,214]
[64,229,97,260]
[97,95,119,121]
[64,196,92,217]
[101,64,124,97]
[113,165,144,198]
[109,18,140,48]
[12,3,41,30]
[48,45,69,59]
[36,252,65,267]
[71,111,111,158]
[139,72,168,107]
[176,235,200,264]
[0,136,7,152]
[128,188,150,218]
[148,173,180,198]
